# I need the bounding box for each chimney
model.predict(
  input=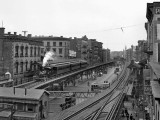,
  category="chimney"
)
[14,32,17,35]
[60,36,63,38]
[27,34,32,38]
[8,32,11,35]
[25,88,27,95]
[13,87,15,95]
[0,27,5,36]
